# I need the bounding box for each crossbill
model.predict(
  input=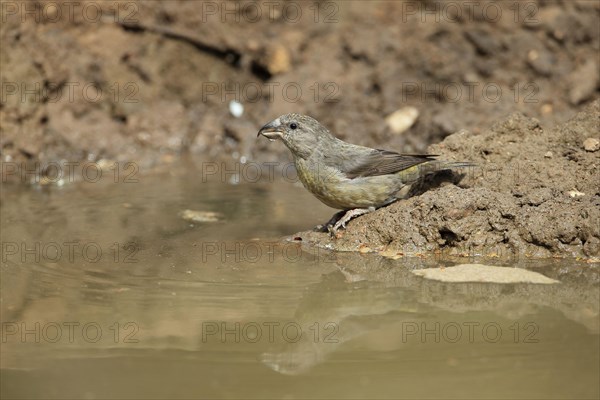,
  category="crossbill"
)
[258,113,471,234]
